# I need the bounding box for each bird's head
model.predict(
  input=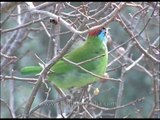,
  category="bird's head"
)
[88,27,110,43]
